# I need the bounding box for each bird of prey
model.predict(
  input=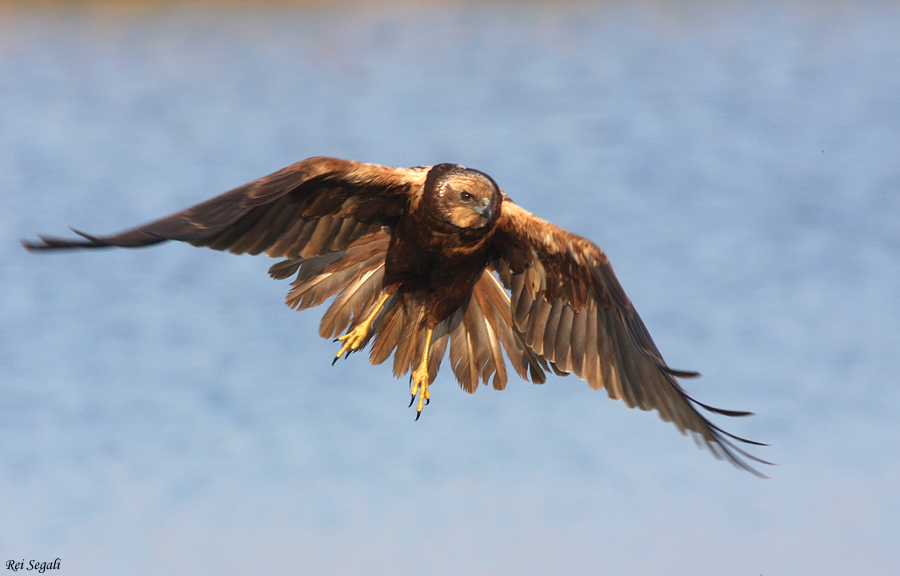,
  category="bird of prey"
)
[24,156,768,474]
